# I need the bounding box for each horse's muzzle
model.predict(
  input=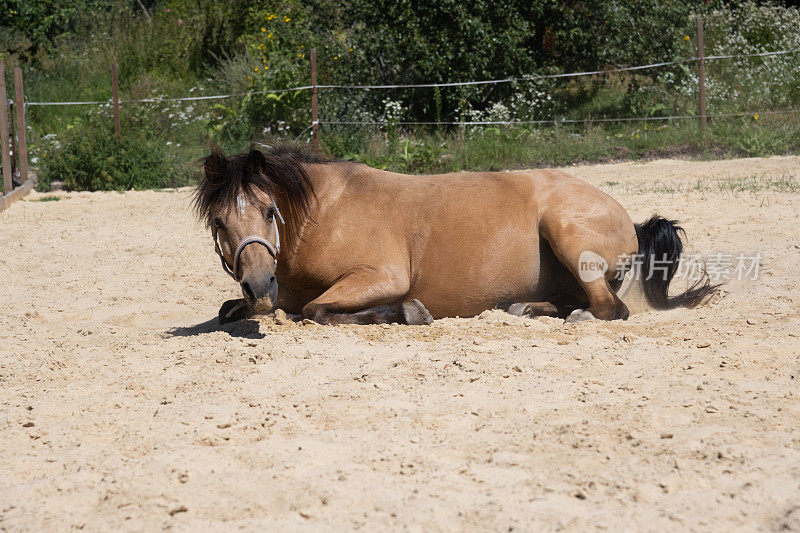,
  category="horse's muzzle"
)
[241,275,278,312]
